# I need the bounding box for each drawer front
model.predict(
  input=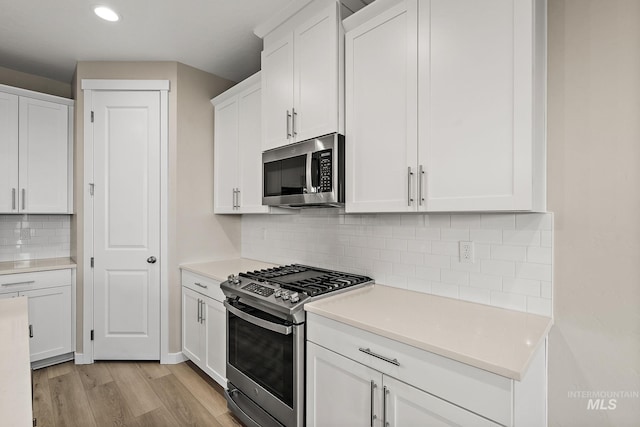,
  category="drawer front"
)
[307,313,513,427]
[181,270,224,302]
[0,269,72,293]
